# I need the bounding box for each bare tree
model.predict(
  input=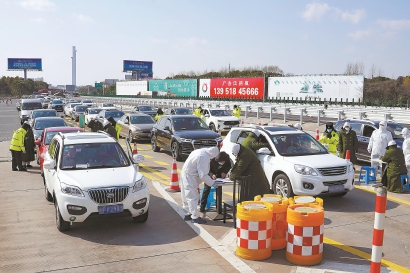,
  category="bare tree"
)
[344,62,365,75]
[370,64,377,79]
